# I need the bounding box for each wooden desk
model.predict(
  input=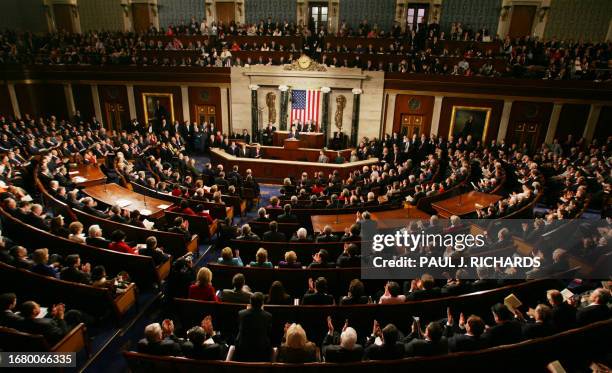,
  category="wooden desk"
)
[211,148,377,183]
[311,205,430,233]
[69,164,107,187]
[82,183,170,219]
[283,138,301,149]
[431,191,502,218]
[273,131,325,148]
